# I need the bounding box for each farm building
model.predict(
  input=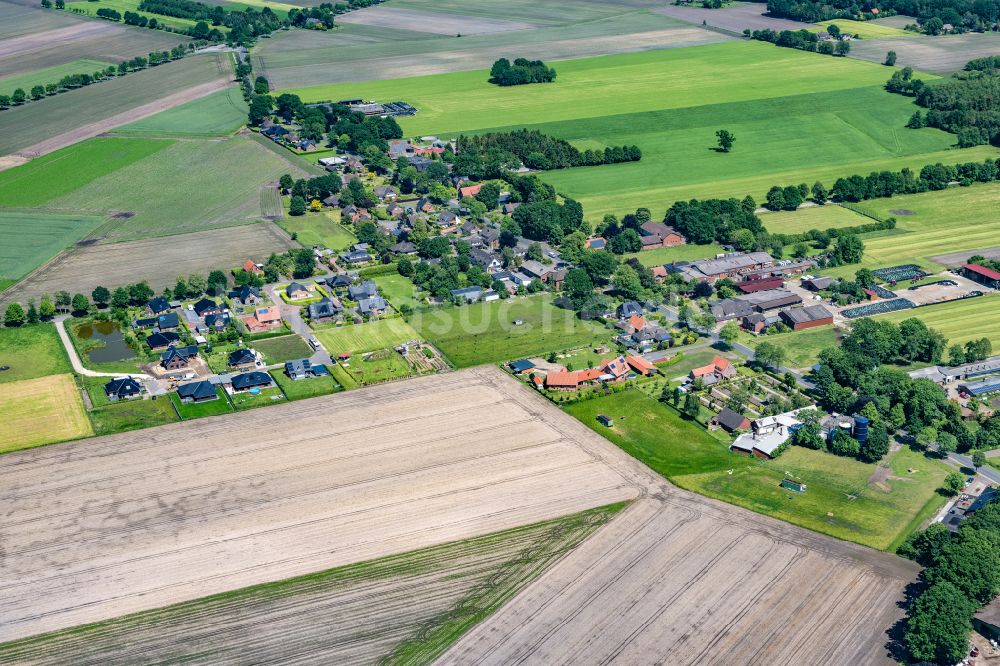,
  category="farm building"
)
[711,407,750,433]
[509,359,535,374]
[779,305,834,330]
[960,377,1000,397]
[675,251,774,283]
[545,368,603,390]
[730,407,814,458]
[104,376,142,401]
[962,263,1000,289]
[942,357,1000,381]
[737,274,784,293]
[176,380,217,402]
[802,276,835,291]
[638,221,685,248]
[711,289,802,321]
